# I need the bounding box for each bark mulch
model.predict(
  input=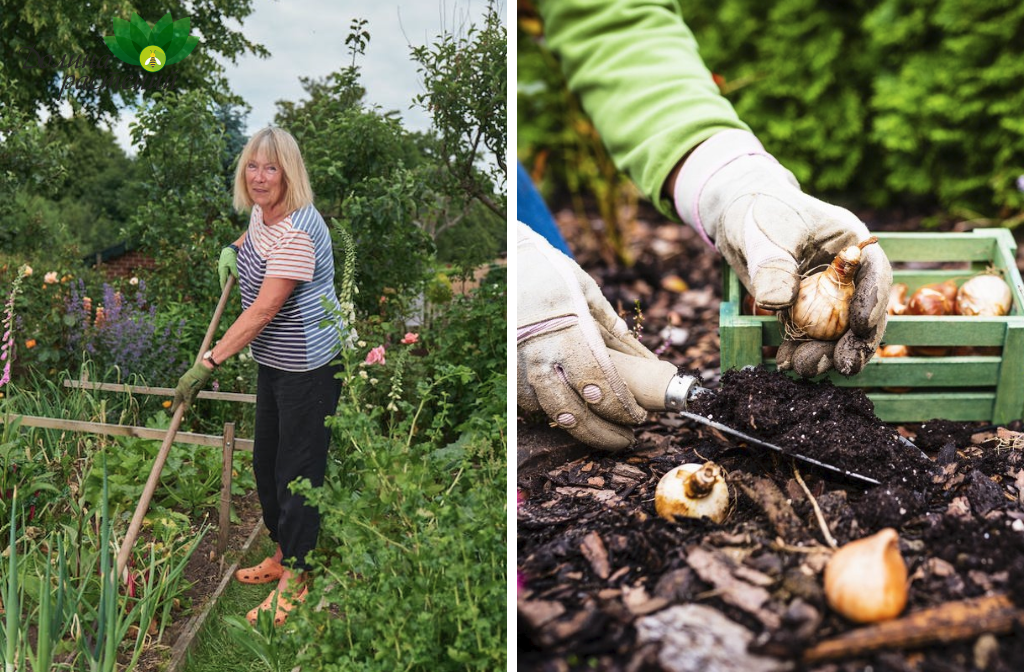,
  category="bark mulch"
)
[517,207,1024,672]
